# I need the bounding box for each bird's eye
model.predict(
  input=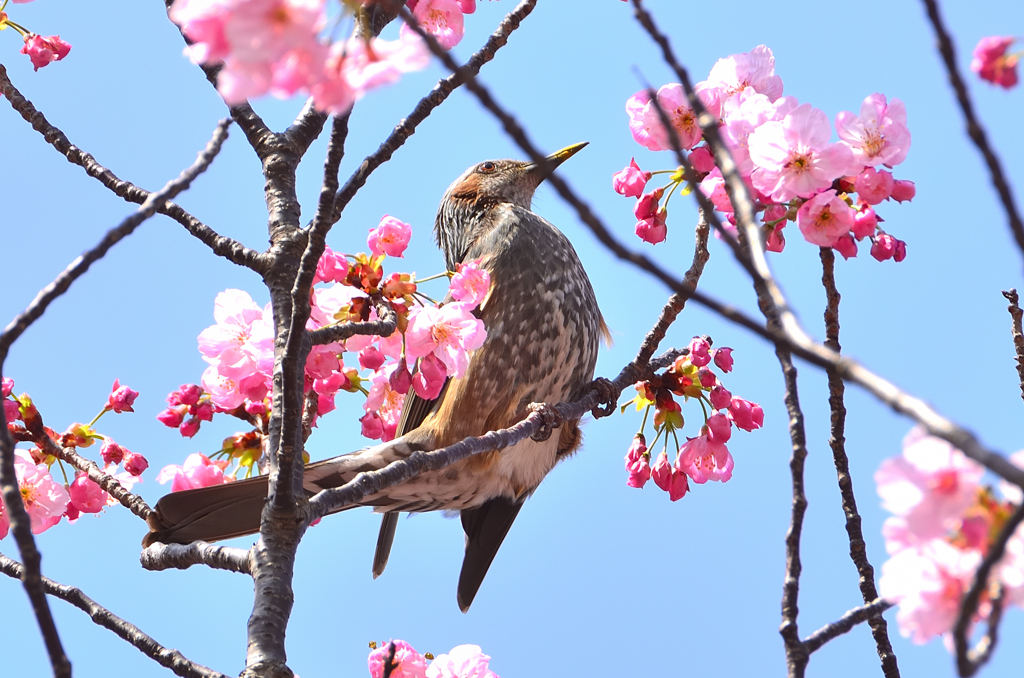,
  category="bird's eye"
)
[479,161,497,173]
